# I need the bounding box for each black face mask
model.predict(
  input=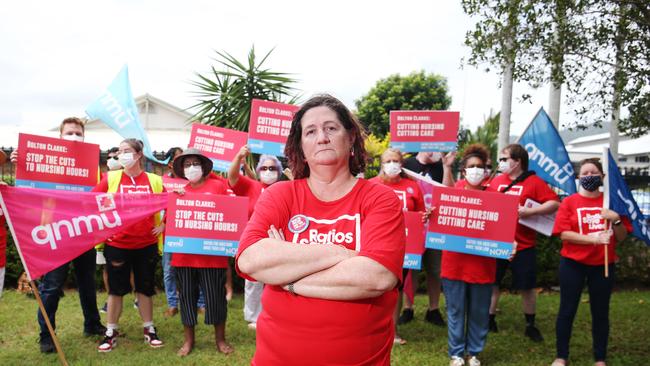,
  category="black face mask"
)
[579,175,602,192]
